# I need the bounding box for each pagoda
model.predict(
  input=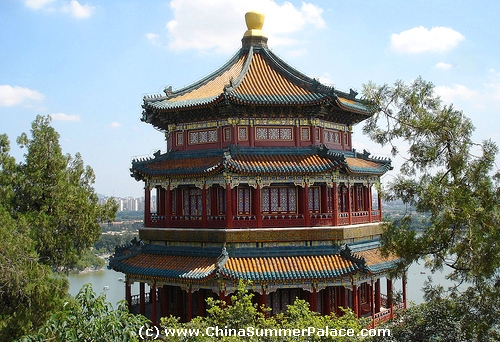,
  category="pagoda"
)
[110,11,405,325]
